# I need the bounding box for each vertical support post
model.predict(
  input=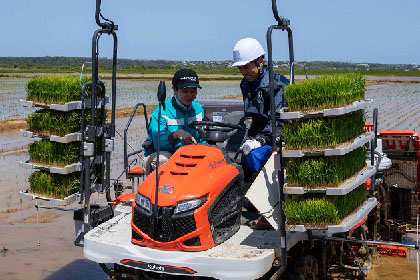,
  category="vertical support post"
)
[371,108,379,251]
[266,0,294,272]
[80,0,118,241]
[416,214,419,280]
